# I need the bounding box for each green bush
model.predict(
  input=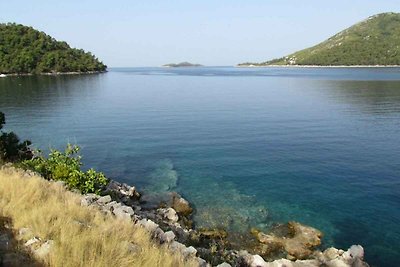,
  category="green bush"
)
[23,144,109,194]
[0,111,32,163]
